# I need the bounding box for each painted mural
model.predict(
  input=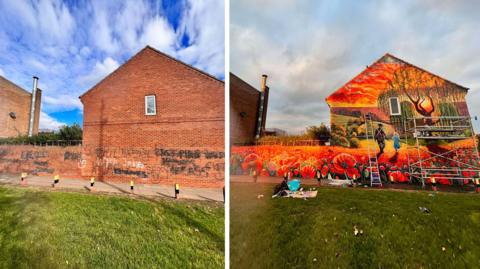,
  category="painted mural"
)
[231,54,479,186]
[231,138,479,185]
[326,54,470,144]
